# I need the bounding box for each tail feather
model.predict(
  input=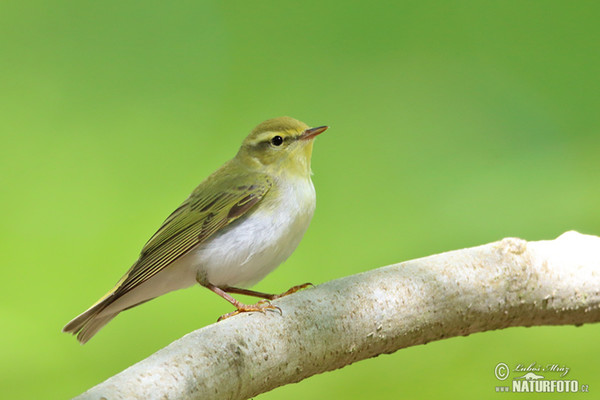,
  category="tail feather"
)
[63,294,157,343]
[76,313,117,344]
[63,264,171,343]
[62,296,117,344]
